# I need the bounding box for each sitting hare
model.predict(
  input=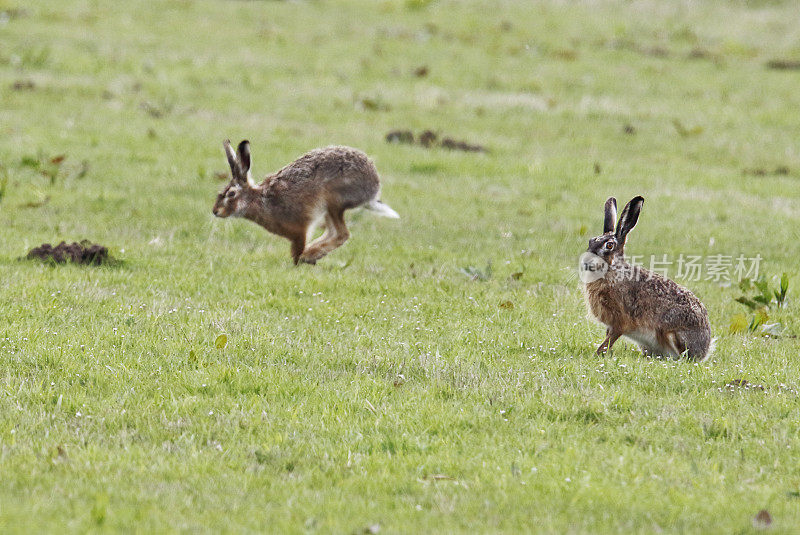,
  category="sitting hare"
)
[213,140,399,264]
[581,196,712,360]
